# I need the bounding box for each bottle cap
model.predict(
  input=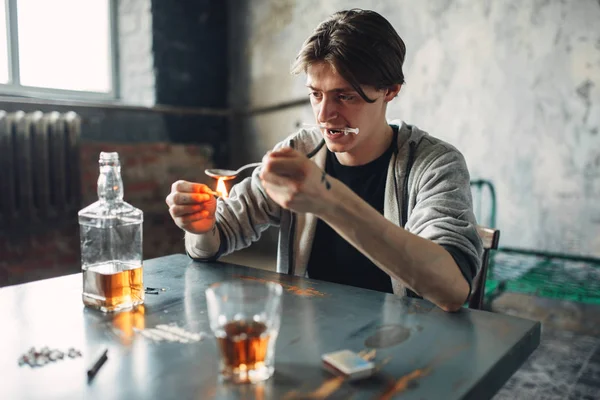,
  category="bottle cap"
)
[99,152,119,162]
